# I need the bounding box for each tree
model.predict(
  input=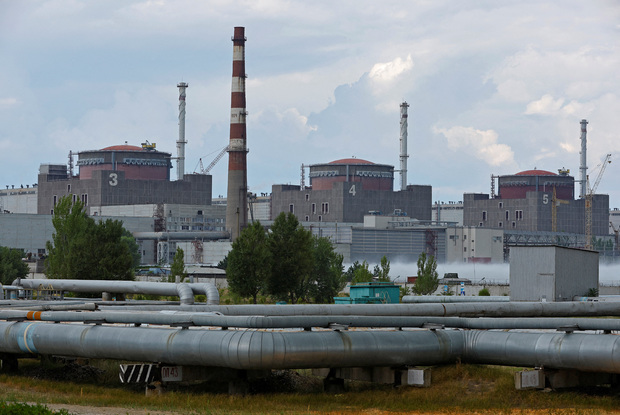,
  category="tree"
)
[351,260,374,285]
[412,252,439,295]
[309,236,346,303]
[170,247,187,283]
[226,221,271,303]
[266,213,314,303]
[372,256,391,282]
[121,228,141,268]
[0,247,29,285]
[45,196,135,281]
